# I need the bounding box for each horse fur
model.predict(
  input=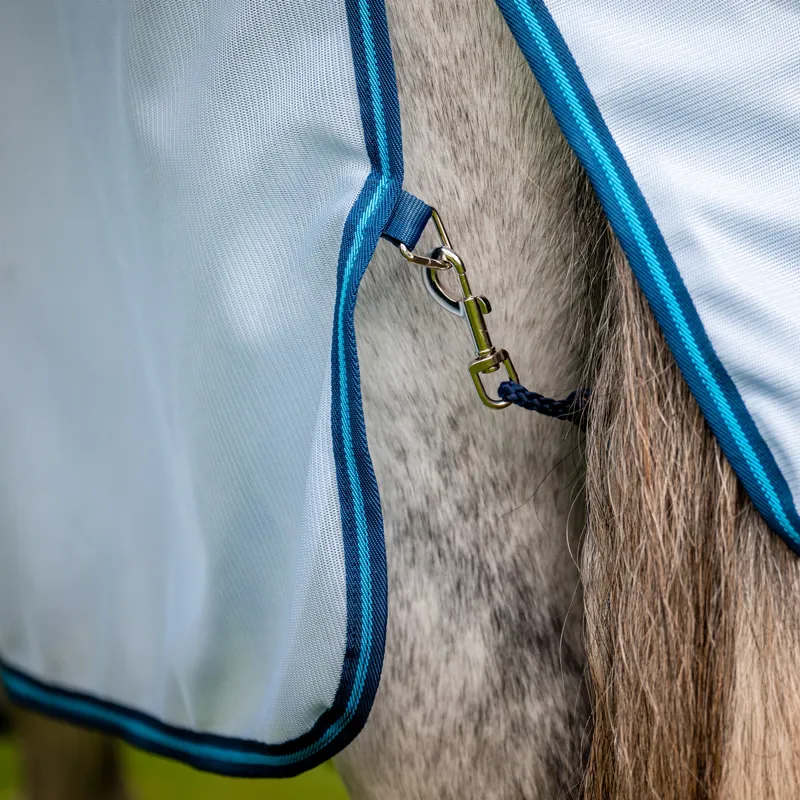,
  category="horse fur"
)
[11,0,800,798]
[336,0,602,795]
